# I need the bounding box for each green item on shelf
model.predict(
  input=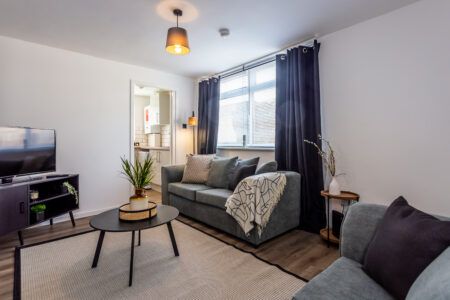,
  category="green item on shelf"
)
[63,182,79,205]
[31,204,46,213]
